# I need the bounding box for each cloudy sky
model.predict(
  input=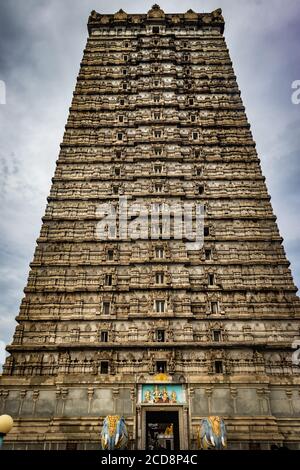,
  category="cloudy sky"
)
[0,0,299,368]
